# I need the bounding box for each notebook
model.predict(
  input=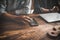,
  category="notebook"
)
[39,13,60,22]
